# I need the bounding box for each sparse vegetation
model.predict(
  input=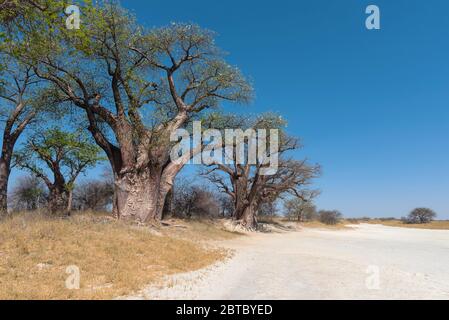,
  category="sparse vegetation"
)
[0,211,236,300]
[318,210,343,225]
[9,176,47,211]
[284,198,317,222]
[402,208,437,224]
[171,180,221,219]
[73,178,113,212]
[364,219,449,230]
